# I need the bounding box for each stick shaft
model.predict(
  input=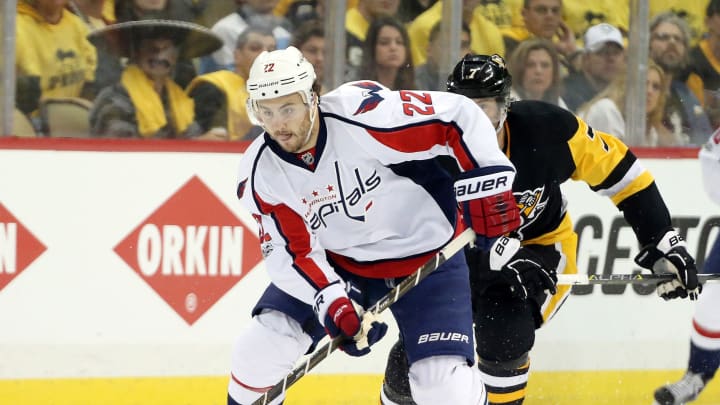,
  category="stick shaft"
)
[557,273,720,285]
[252,228,476,405]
